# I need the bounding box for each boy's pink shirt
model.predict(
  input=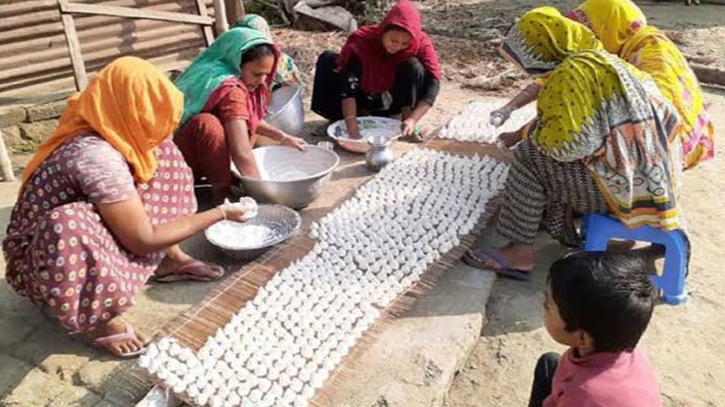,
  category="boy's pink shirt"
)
[544,347,662,407]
